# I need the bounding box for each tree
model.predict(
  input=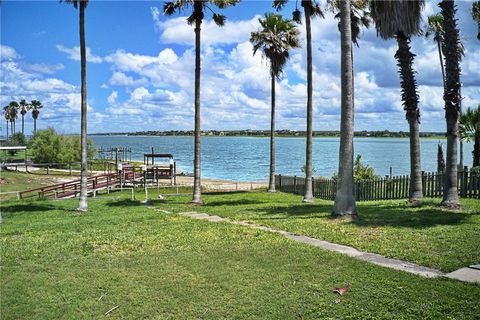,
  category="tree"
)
[3,105,10,139]
[332,0,357,217]
[459,106,480,167]
[437,143,445,172]
[425,14,445,88]
[274,0,324,202]
[330,0,371,47]
[30,100,43,134]
[5,101,19,134]
[439,0,462,208]
[329,0,370,217]
[370,0,424,203]
[64,0,89,212]
[250,13,300,192]
[164,0,239,204]
[472,1,480,40]
[19,99,29,136]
